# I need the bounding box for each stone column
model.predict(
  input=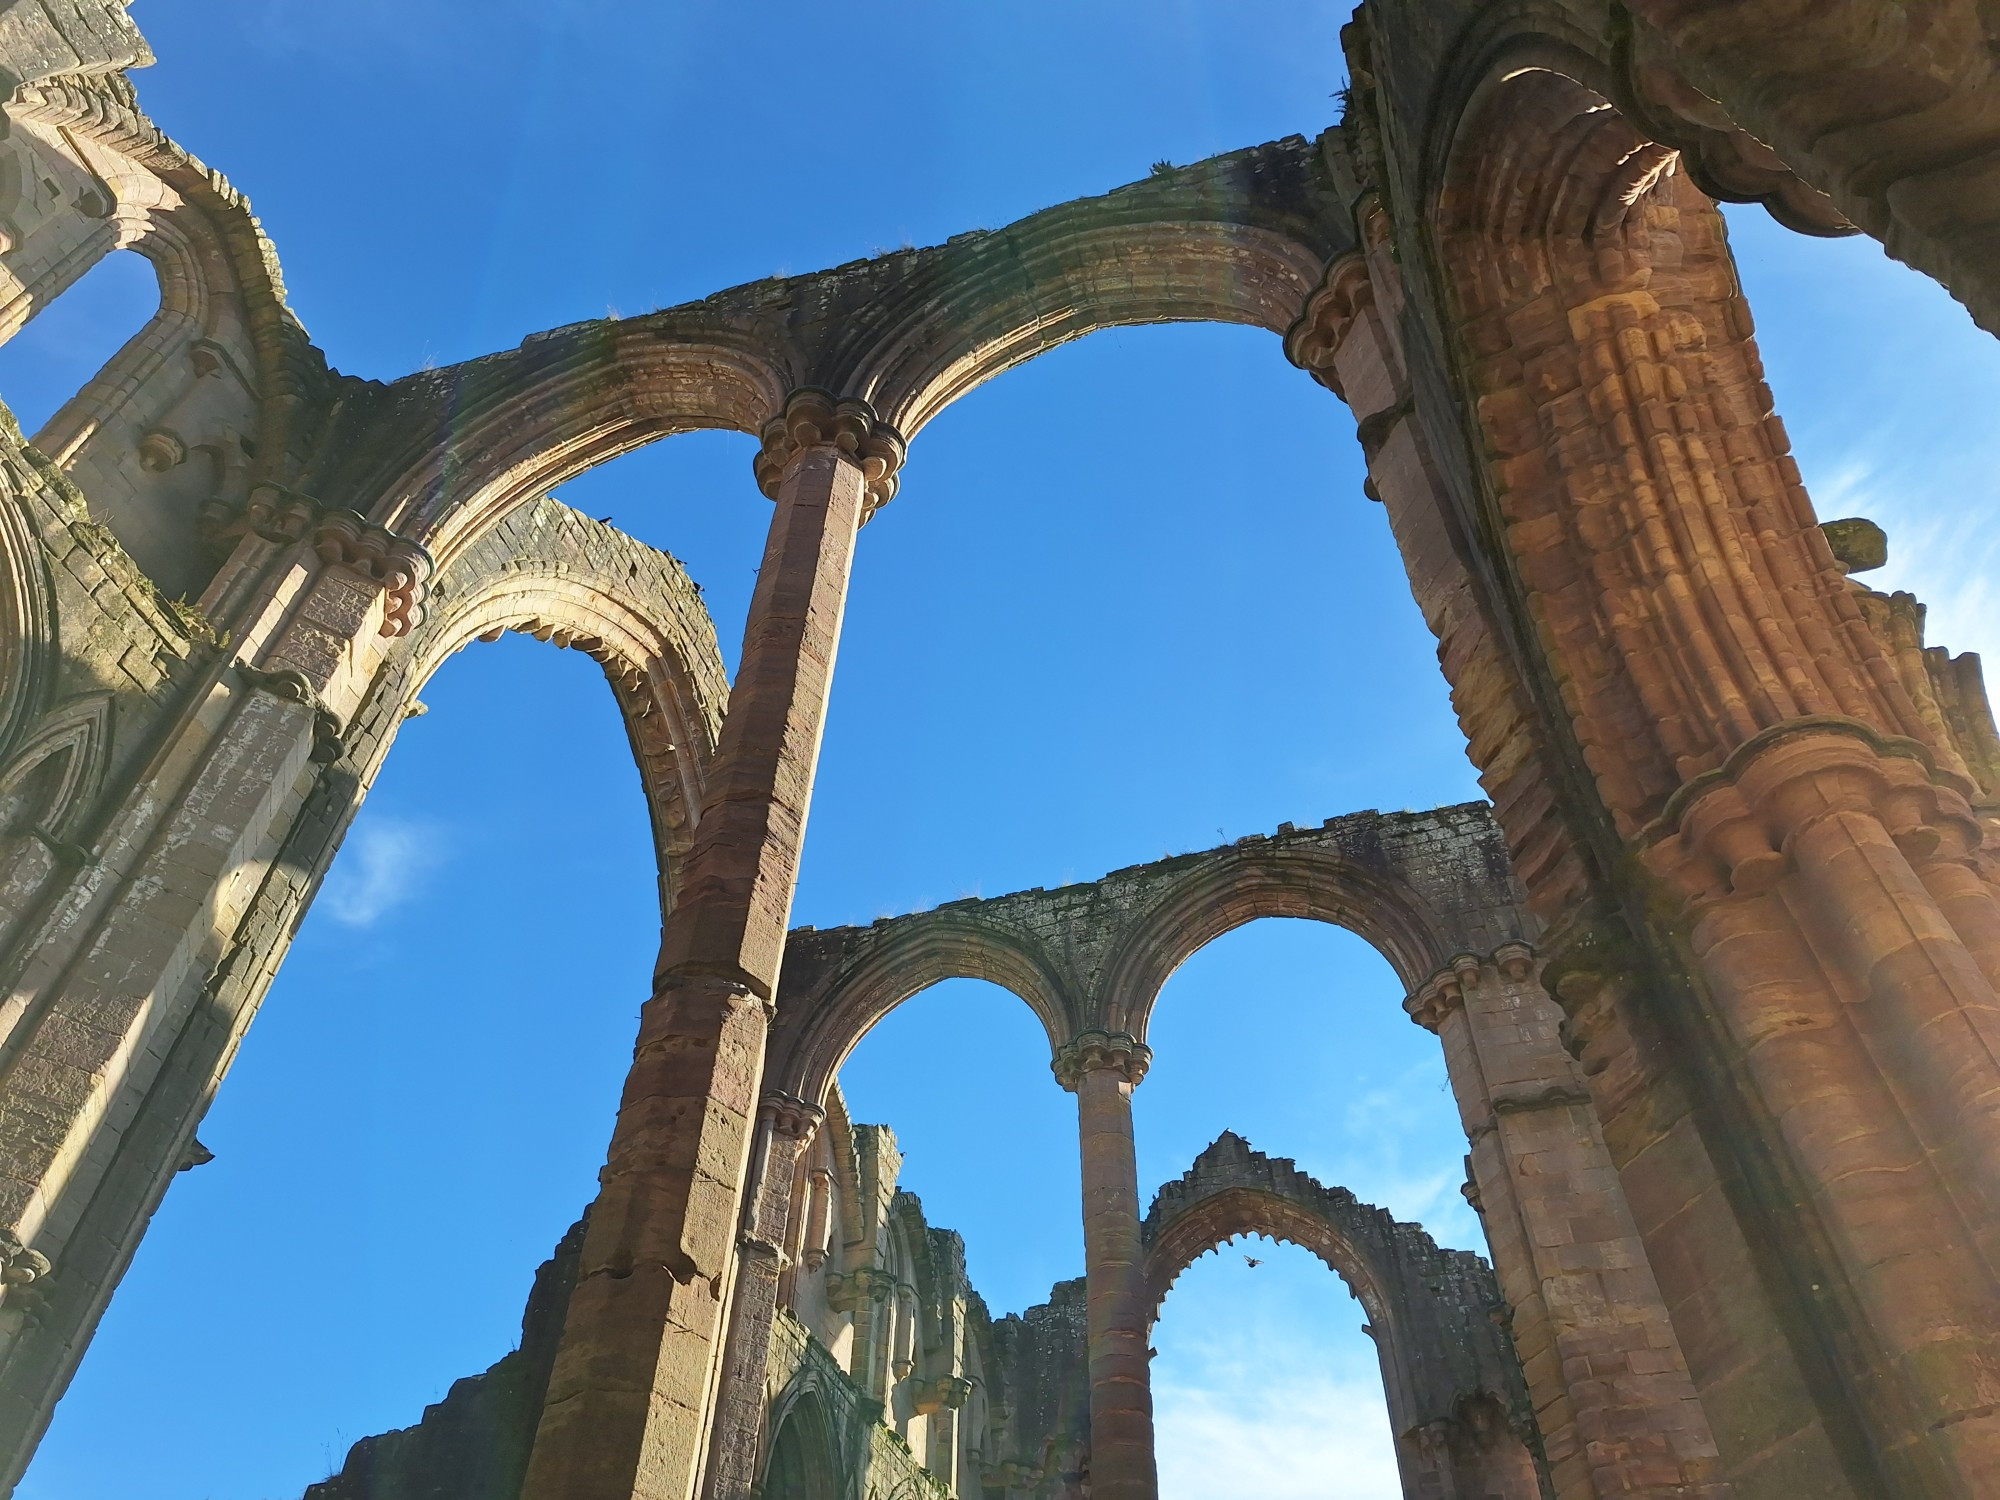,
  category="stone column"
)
[829,1265,897,1405]
[915,1375,974,1490]
[521,389,902,1500]
[1053,1030,1157,1500]
[801,1165,832,1270]
[703,1090,823,1500]
[1410,945,1728,1500]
